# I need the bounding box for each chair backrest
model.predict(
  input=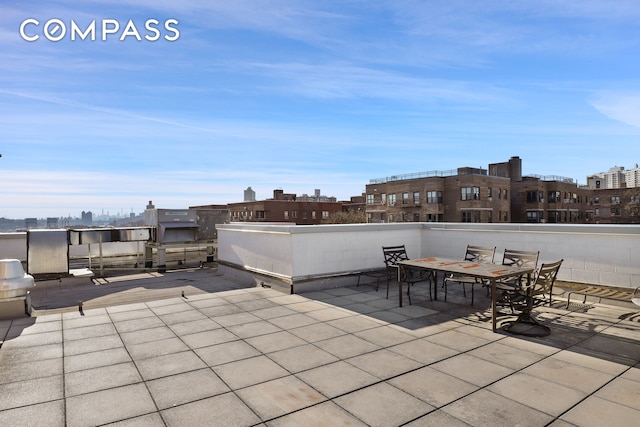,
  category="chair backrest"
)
[382,245,410,268]
[528,259,563,297]
[464,245,496,264]
[501,249,539,269]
